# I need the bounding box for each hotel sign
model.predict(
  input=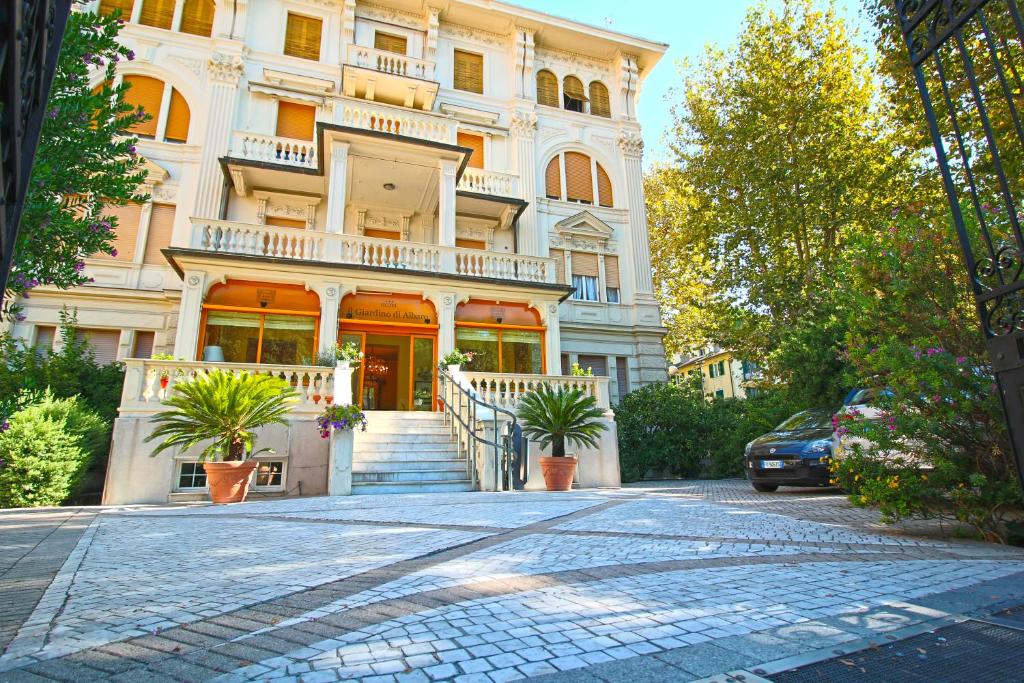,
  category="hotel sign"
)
[340,293,435,325]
